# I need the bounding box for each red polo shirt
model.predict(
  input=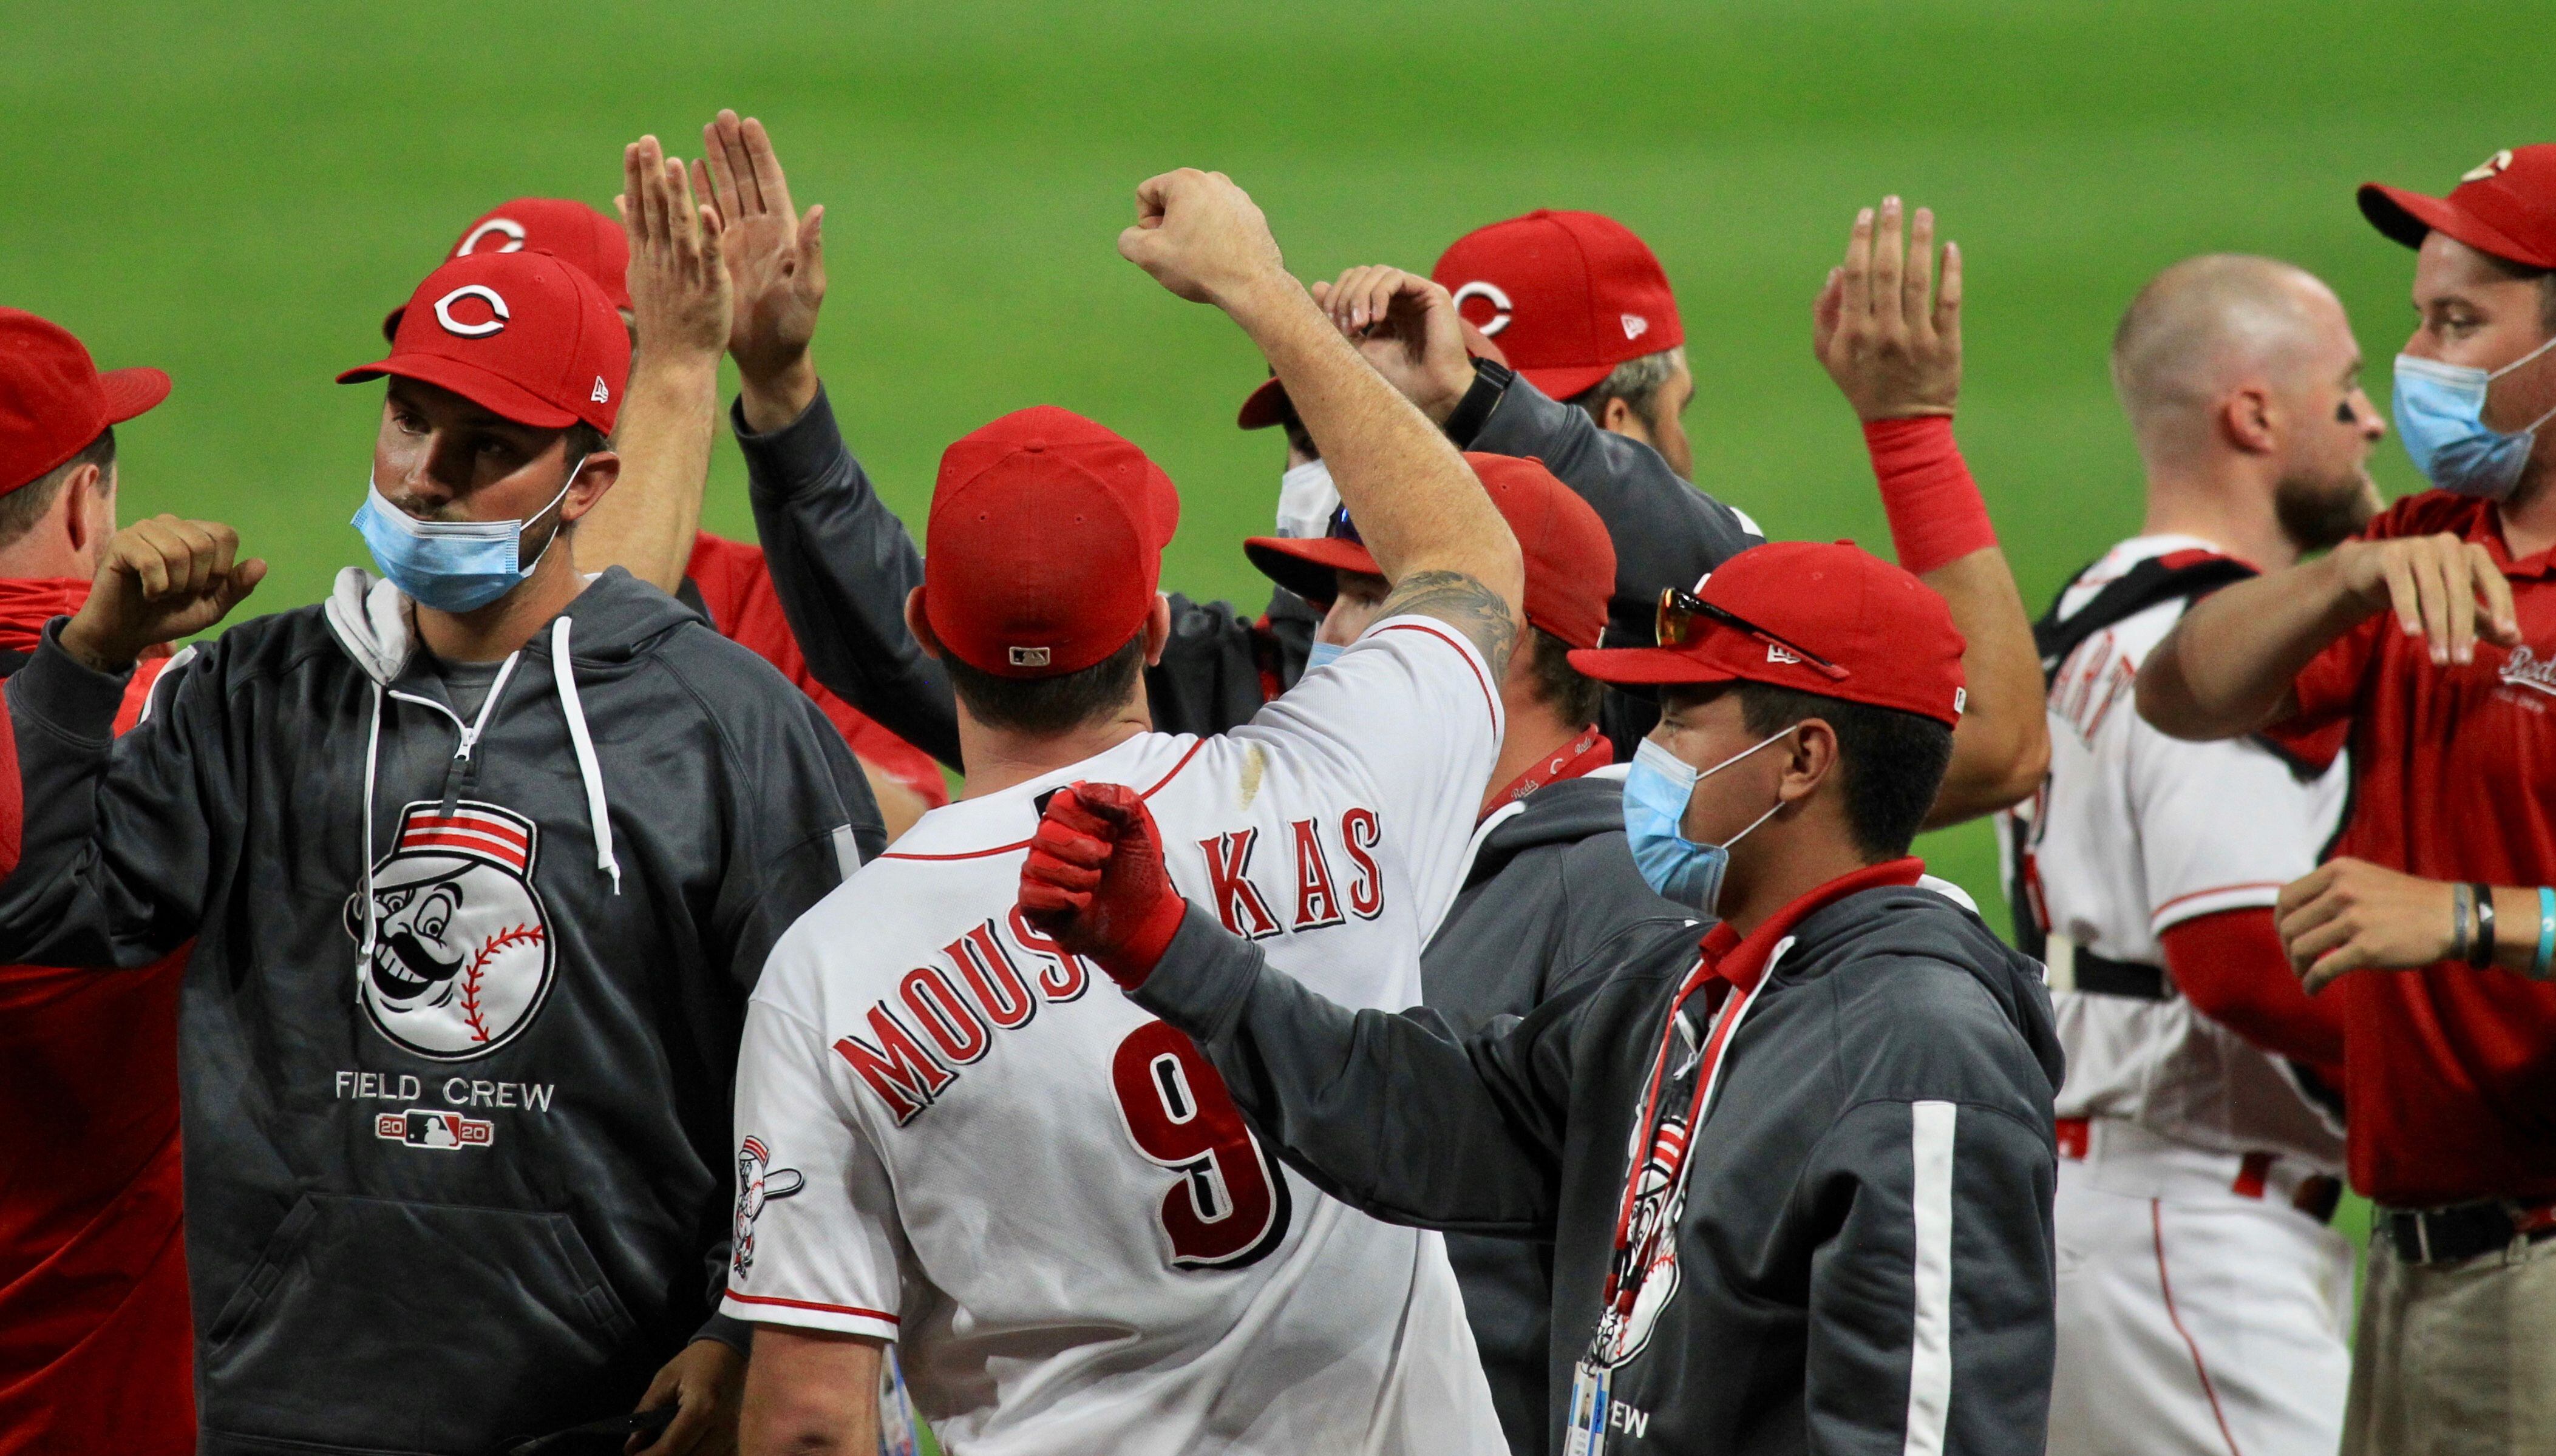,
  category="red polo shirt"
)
[2265,492,2556,1207]
[684,532,948,808]
[0,580,193,1455]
